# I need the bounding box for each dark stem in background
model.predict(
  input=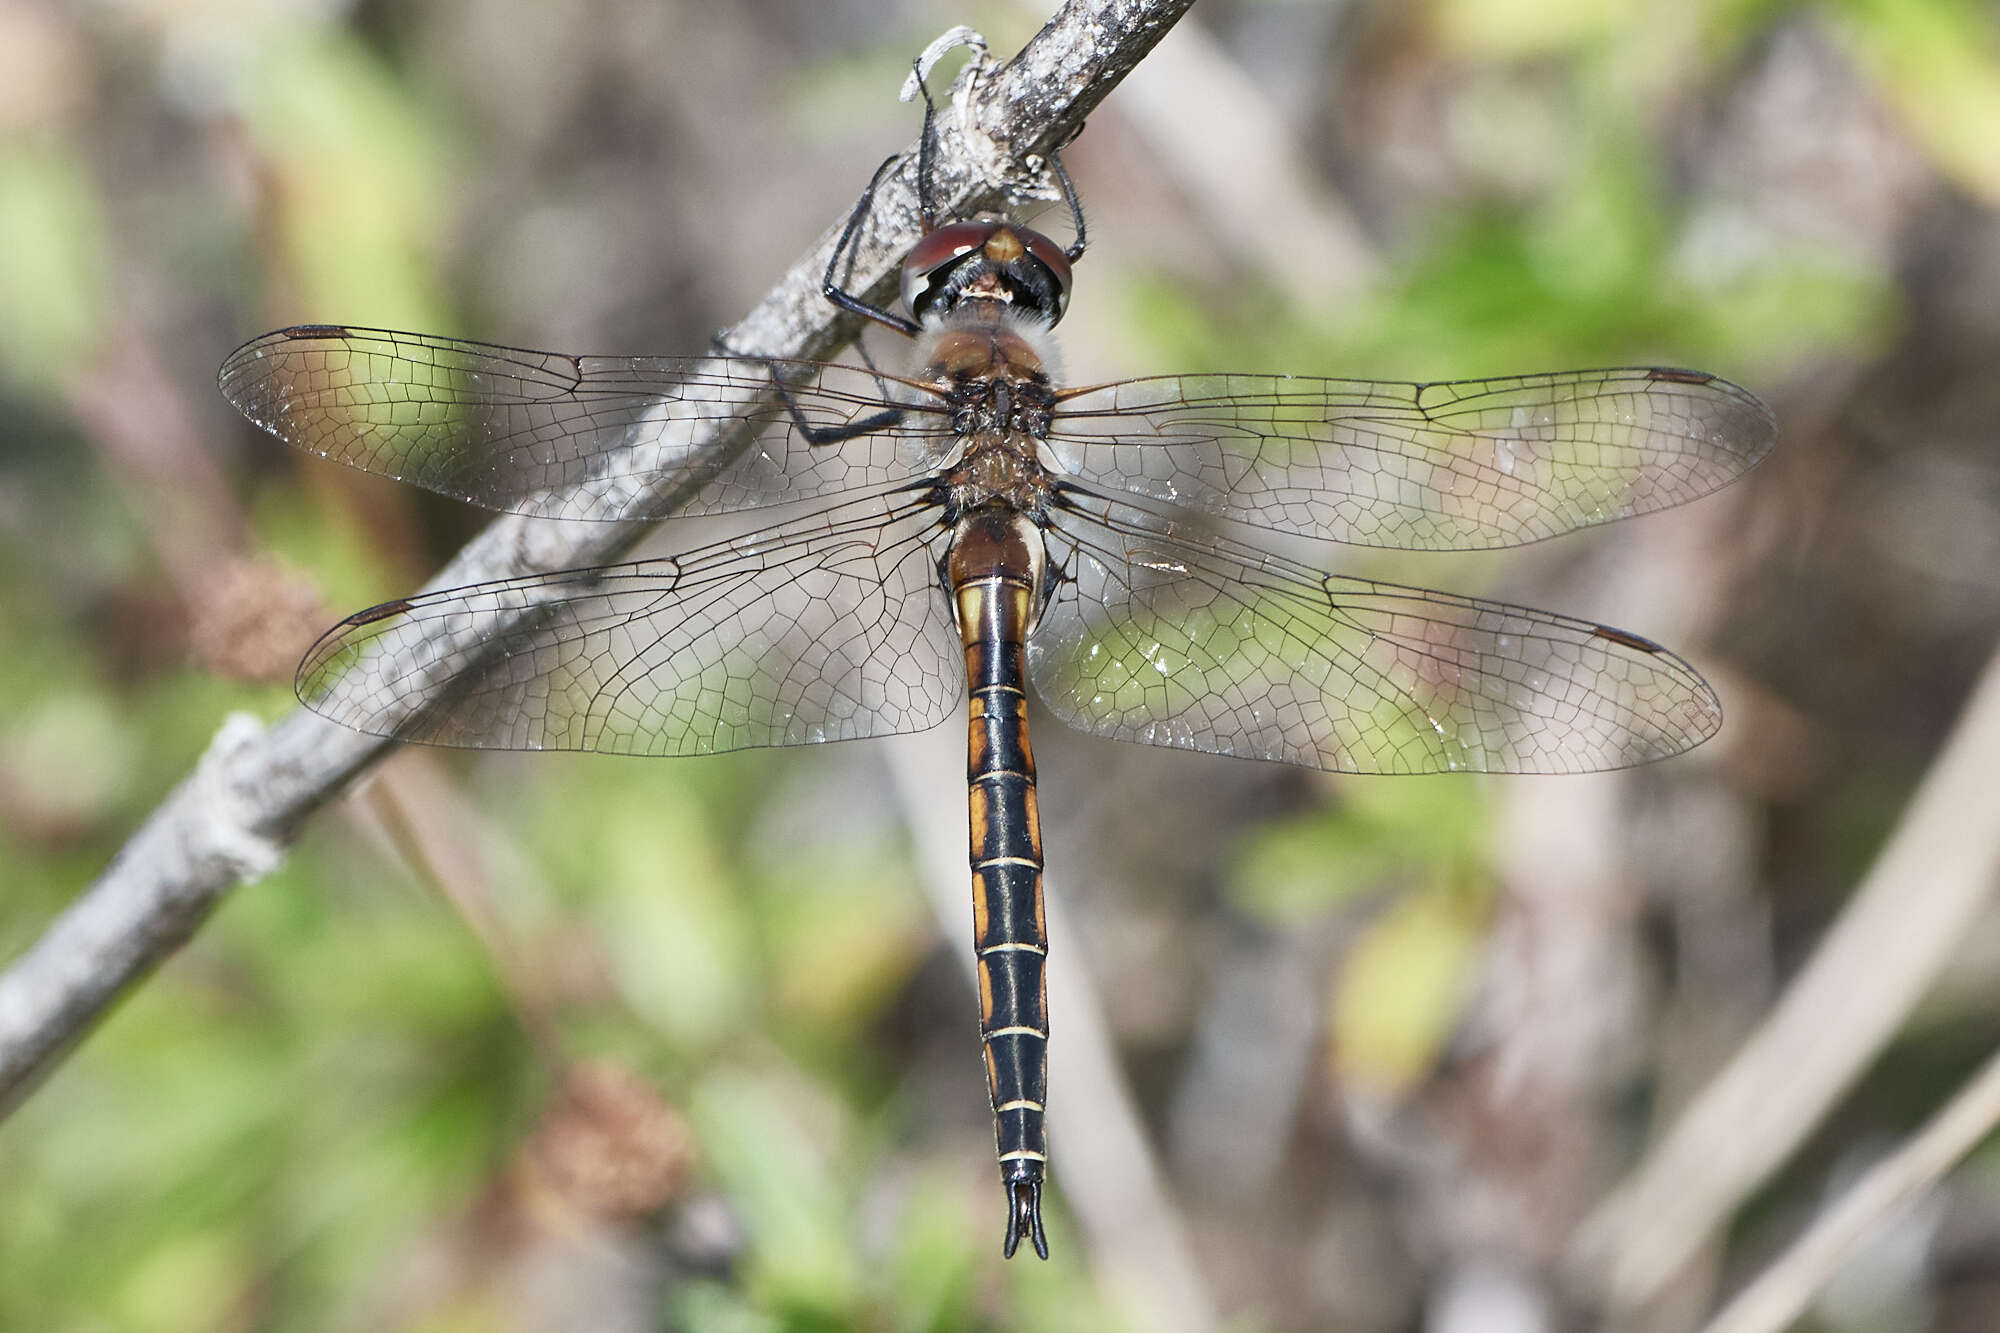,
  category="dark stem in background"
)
[0,0,1199,1119]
